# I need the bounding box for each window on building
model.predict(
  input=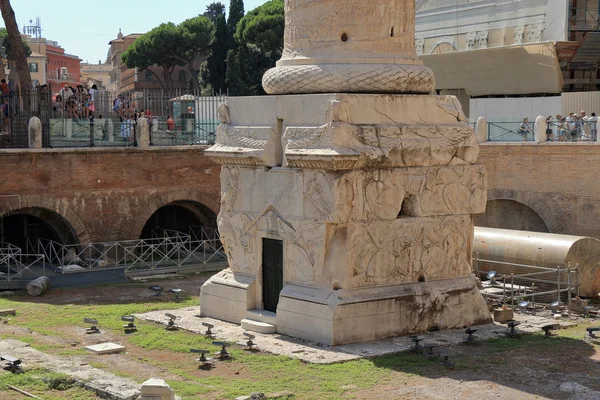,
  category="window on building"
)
[145,70,153,81]
[178,70,186,82]
[32,79,40,87]
[29,62,39,72]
